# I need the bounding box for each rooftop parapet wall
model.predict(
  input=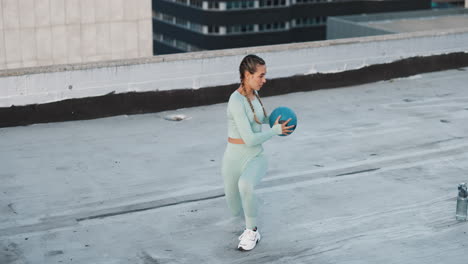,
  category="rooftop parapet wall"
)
[1,28,468,127]
[330,7,468,23]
